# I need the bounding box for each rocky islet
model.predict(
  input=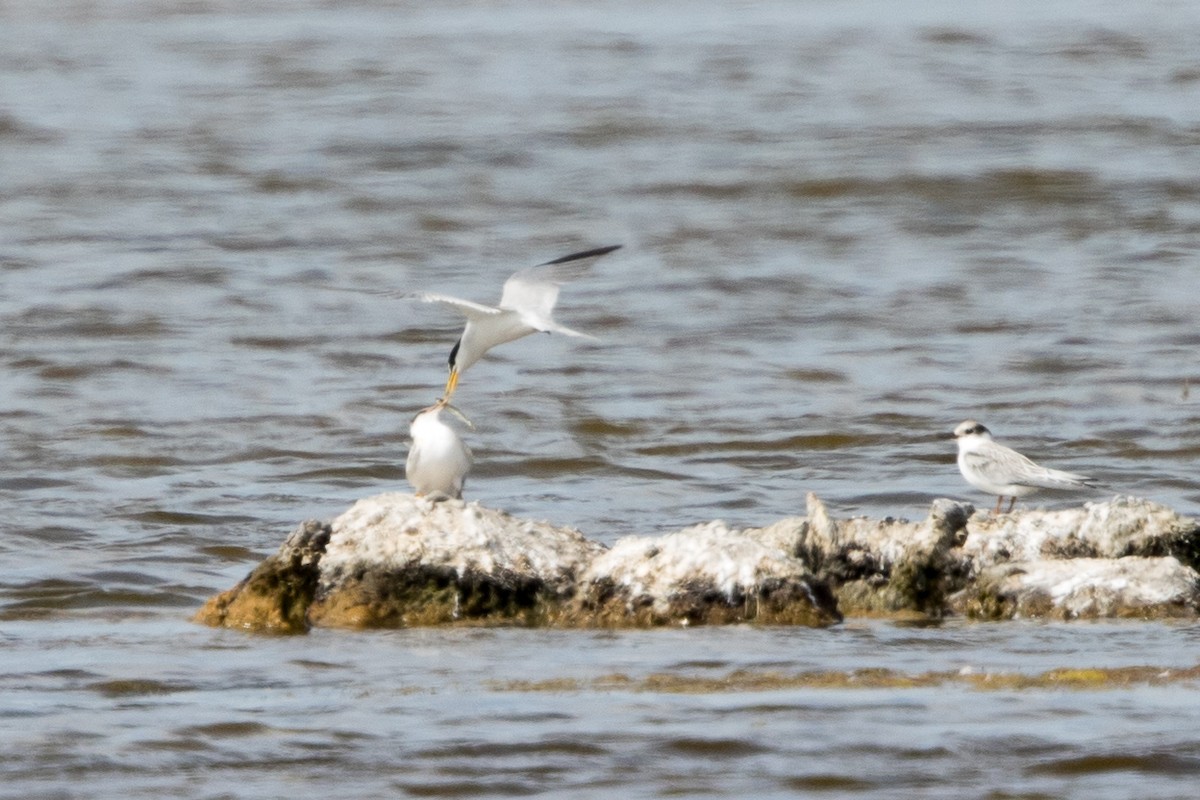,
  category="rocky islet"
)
[195,493,1200,633]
